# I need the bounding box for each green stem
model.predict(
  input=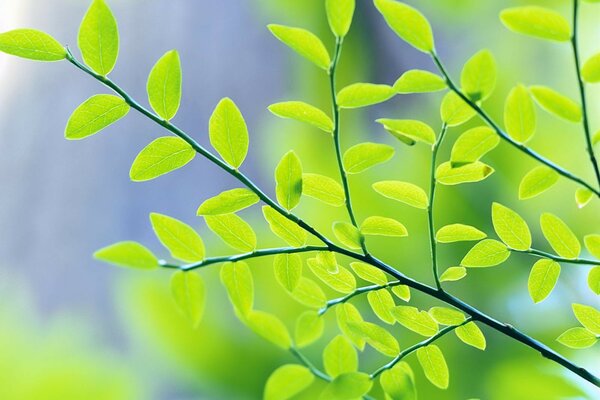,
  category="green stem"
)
[430,51,600,197]
[571,0,600,188]
[290,347,331,382]
[514,248,600,266]
[318,280,403,316]
[370,318,472,379]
